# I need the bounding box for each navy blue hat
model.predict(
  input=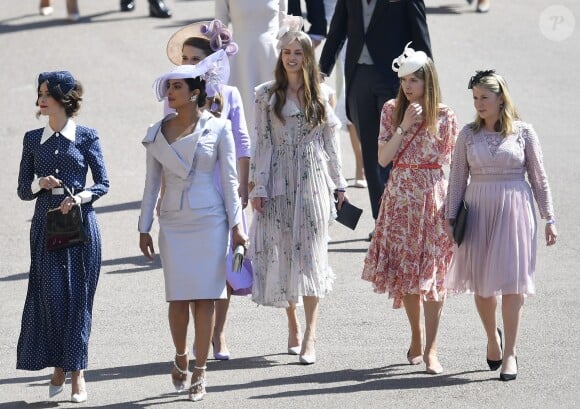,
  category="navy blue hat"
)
[38,71,76,97]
